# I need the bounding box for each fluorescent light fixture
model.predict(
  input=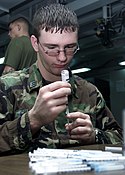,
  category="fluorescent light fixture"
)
[72,67,91,74]
[119,61,125,66]
[0,57,5,64]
